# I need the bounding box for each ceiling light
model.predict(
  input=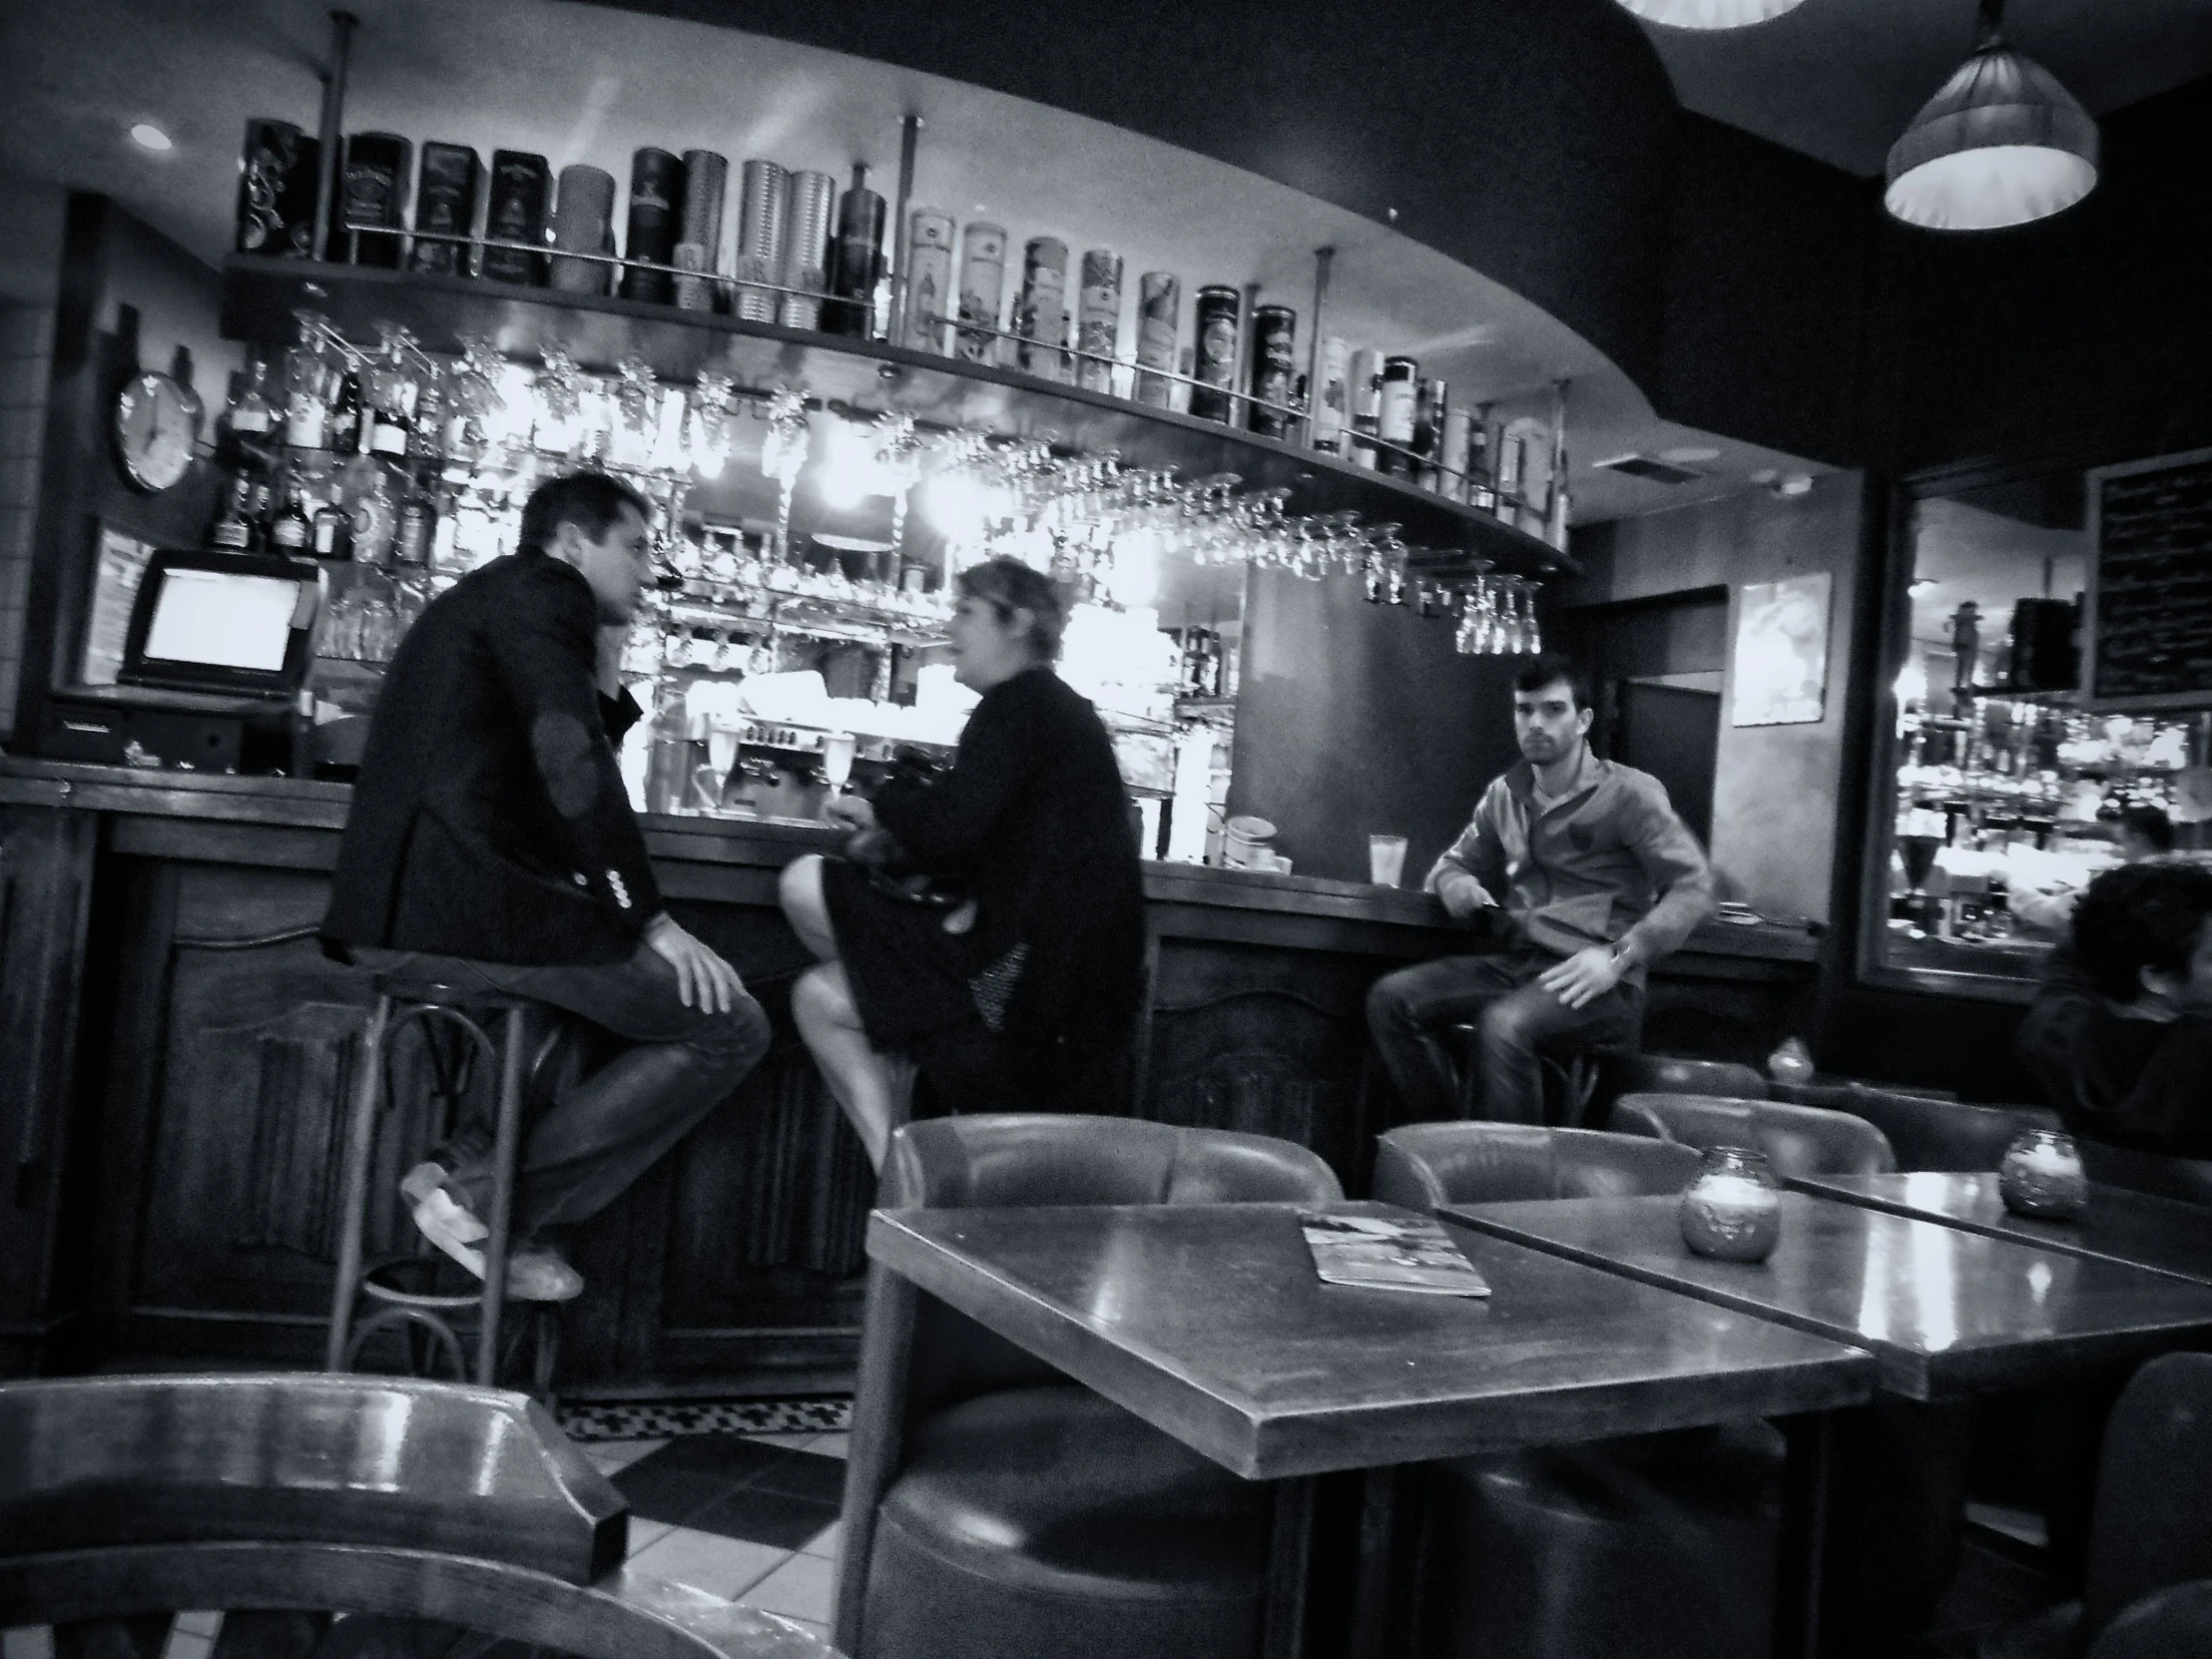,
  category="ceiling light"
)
[1885,0,2098,231]
[1612,0,1806,28]
[129,122,173,153]
[1910,578,1939,594]
[1658,445,1722,464]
